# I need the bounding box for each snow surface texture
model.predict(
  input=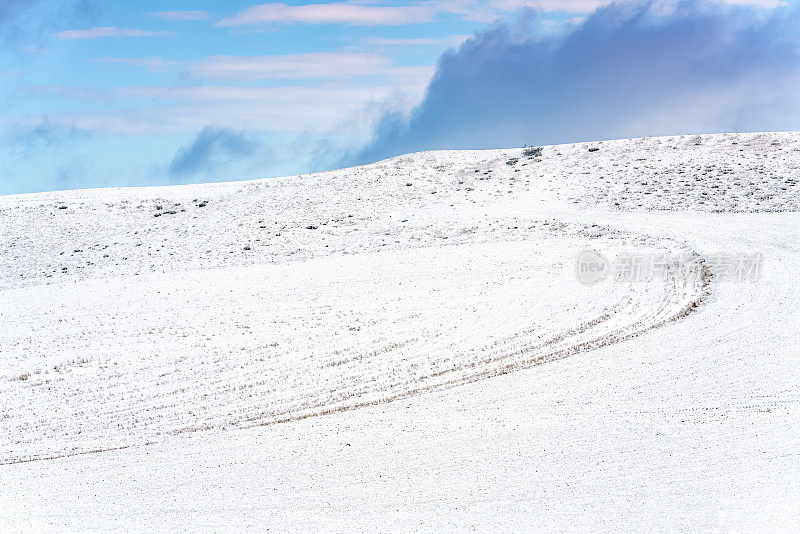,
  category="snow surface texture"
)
[1,132,798,531]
